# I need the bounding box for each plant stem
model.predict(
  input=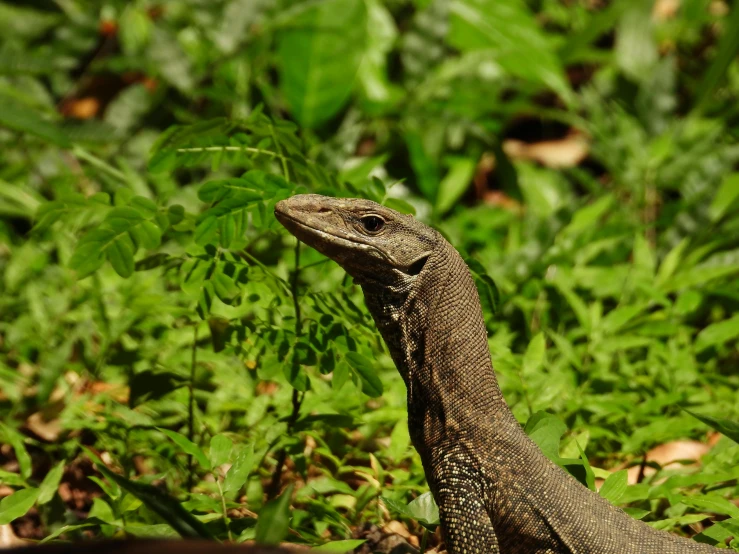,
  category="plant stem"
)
[187,324,198,492]
[420,528,429,554]
[266,241,304,499]
[216,479,233,541]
